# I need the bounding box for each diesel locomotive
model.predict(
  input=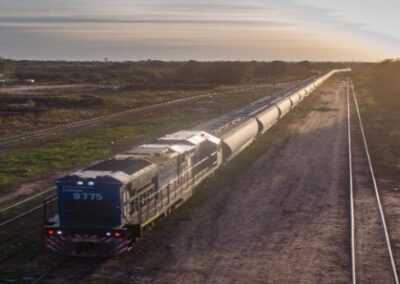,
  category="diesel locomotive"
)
[44,69,350,257]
